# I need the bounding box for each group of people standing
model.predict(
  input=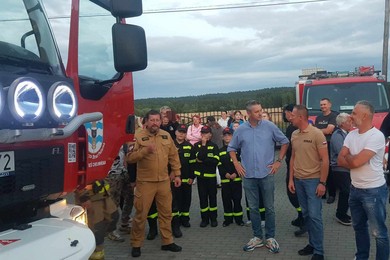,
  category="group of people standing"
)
[88,98,389,260]
[286,99,389,260]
